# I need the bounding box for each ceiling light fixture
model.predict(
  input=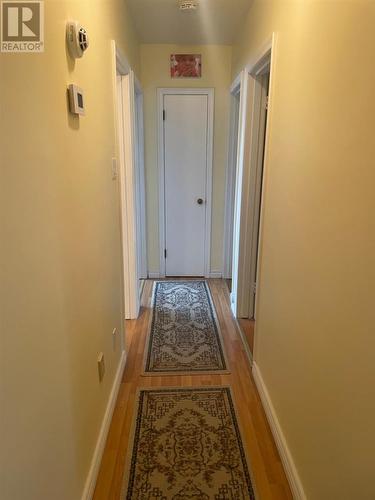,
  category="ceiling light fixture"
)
[179,0,199,12]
